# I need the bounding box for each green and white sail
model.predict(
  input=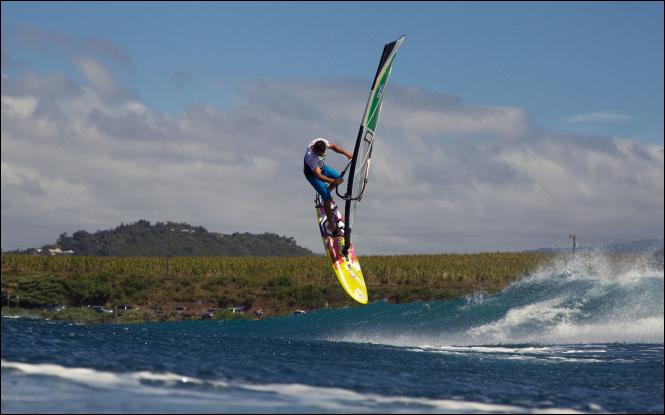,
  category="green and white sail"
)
[343,35,405,255]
